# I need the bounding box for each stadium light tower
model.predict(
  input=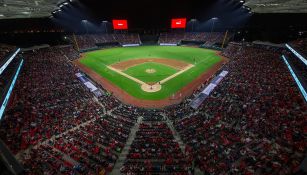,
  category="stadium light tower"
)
[210,17,218,34]
[190,19,197,32]
[102,21,108,33]
[82,20,88,34]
